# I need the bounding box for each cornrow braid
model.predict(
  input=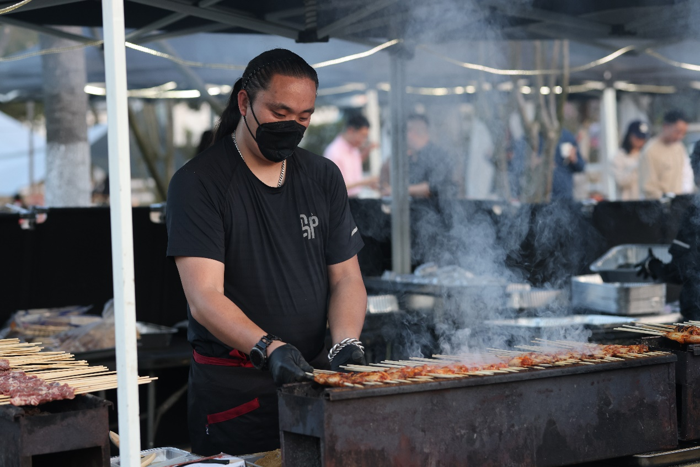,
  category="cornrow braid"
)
[212,49,318,144]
